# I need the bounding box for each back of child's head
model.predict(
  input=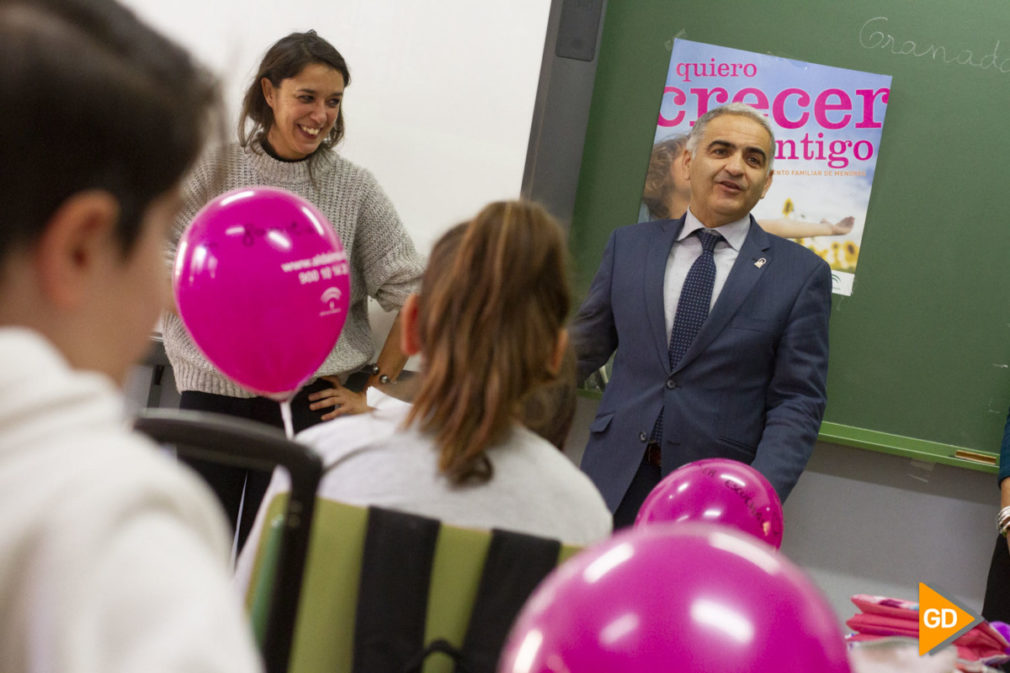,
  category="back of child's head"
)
[407,200,571,484]
[0,0,217,261]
